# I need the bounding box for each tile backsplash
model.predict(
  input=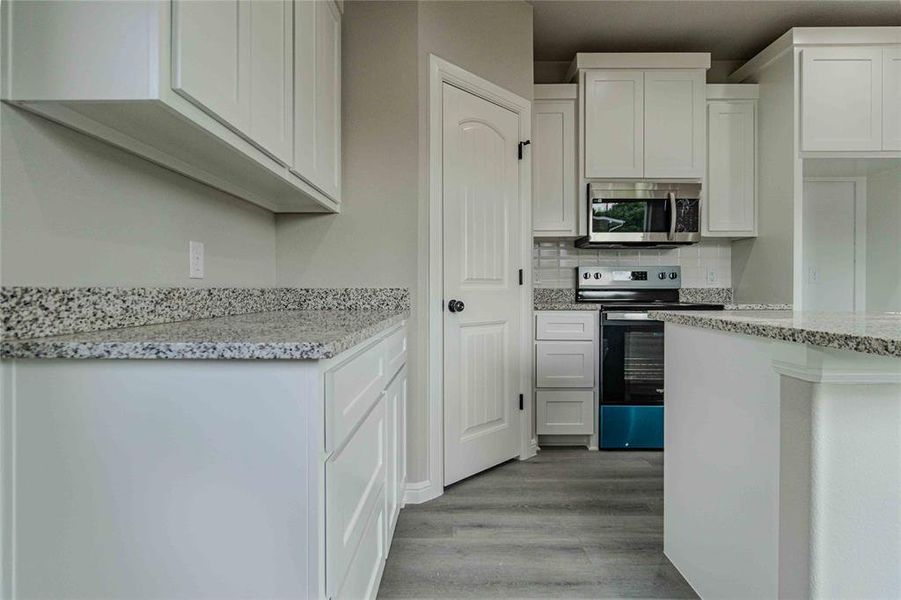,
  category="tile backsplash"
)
[533,239,732,289]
